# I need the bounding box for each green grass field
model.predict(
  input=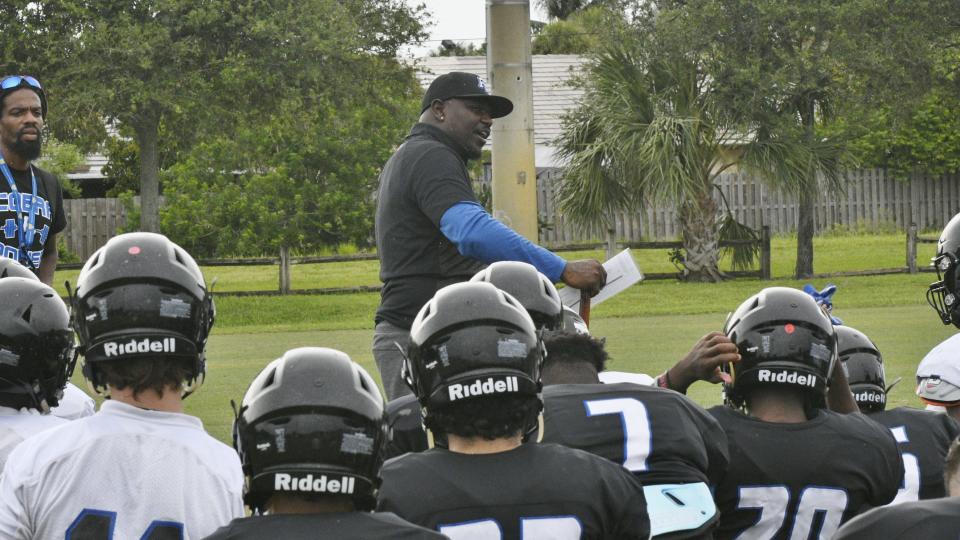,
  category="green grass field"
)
[62,232,955,444]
